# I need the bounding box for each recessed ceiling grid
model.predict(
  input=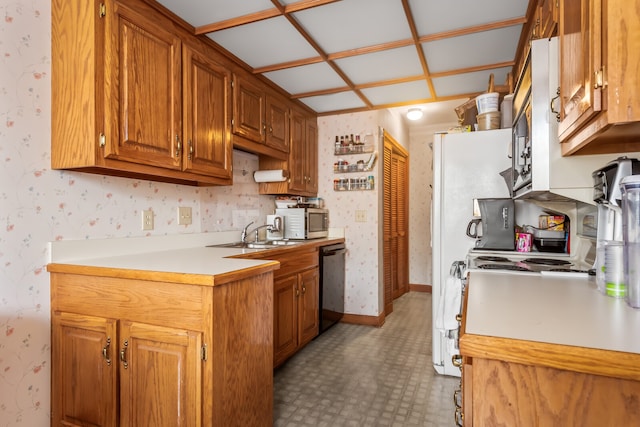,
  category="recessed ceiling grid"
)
[155,0,532,115]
